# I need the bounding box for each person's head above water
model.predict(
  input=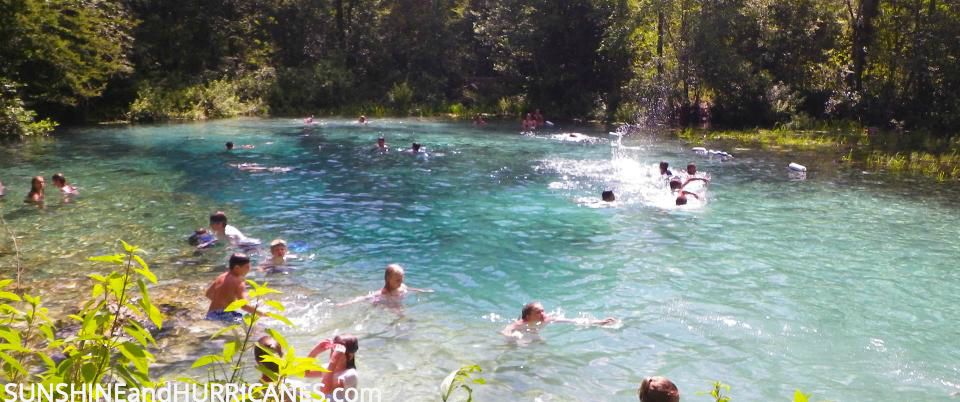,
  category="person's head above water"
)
[675,194,688,205]
[209,211,228,231]
[377,137,386,147]
[52,173,68,187]
[225,142,234,150]
[358,115,367,123]
[30,176,44,193]
[255,335,283,382]
[669,178,682,191]
[333,334,359,369]
[384,264,405,291]
[412,143,421,152]
[602,190,616,202]
[520,301,546,323]
[686,163,697,175]
[269,238,287,258]
[637,376,680,402]
[228,253,251,270]
[659,162,670,175]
